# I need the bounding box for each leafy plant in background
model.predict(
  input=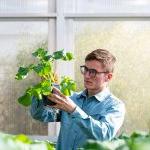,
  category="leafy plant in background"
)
[15,48,76,107]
